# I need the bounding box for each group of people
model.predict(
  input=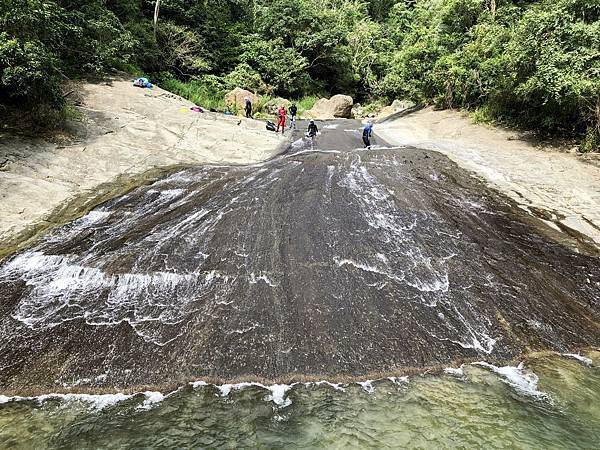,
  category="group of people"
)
[245,98,296,134]
[244,96,374,148]
[273,103,298,134]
